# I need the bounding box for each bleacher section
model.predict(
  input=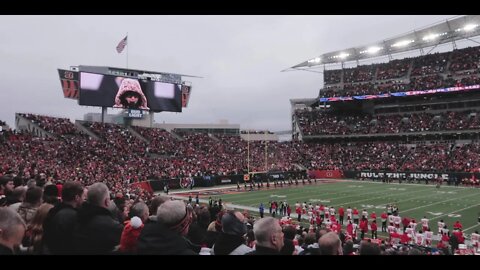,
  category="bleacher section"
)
[320,46,480,98]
